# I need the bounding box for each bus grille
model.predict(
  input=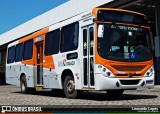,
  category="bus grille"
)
[120,79,140,85]
[111,65,146,71]
[116,74,142,77]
